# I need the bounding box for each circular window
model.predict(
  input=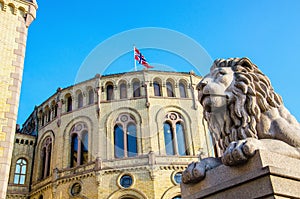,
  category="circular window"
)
[174,172,182,184]
[70,183,82,196]
[172,196,182,199]
[120,175,133,188]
